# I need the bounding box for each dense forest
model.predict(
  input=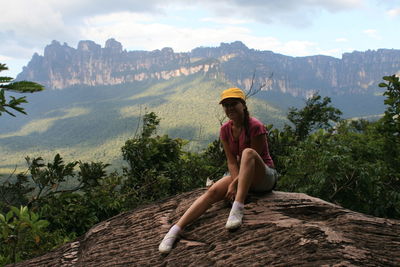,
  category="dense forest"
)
[1,63,399,265]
